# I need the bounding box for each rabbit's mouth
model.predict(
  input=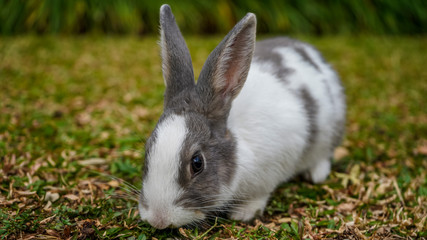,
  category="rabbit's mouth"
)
[139,201,206,229]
